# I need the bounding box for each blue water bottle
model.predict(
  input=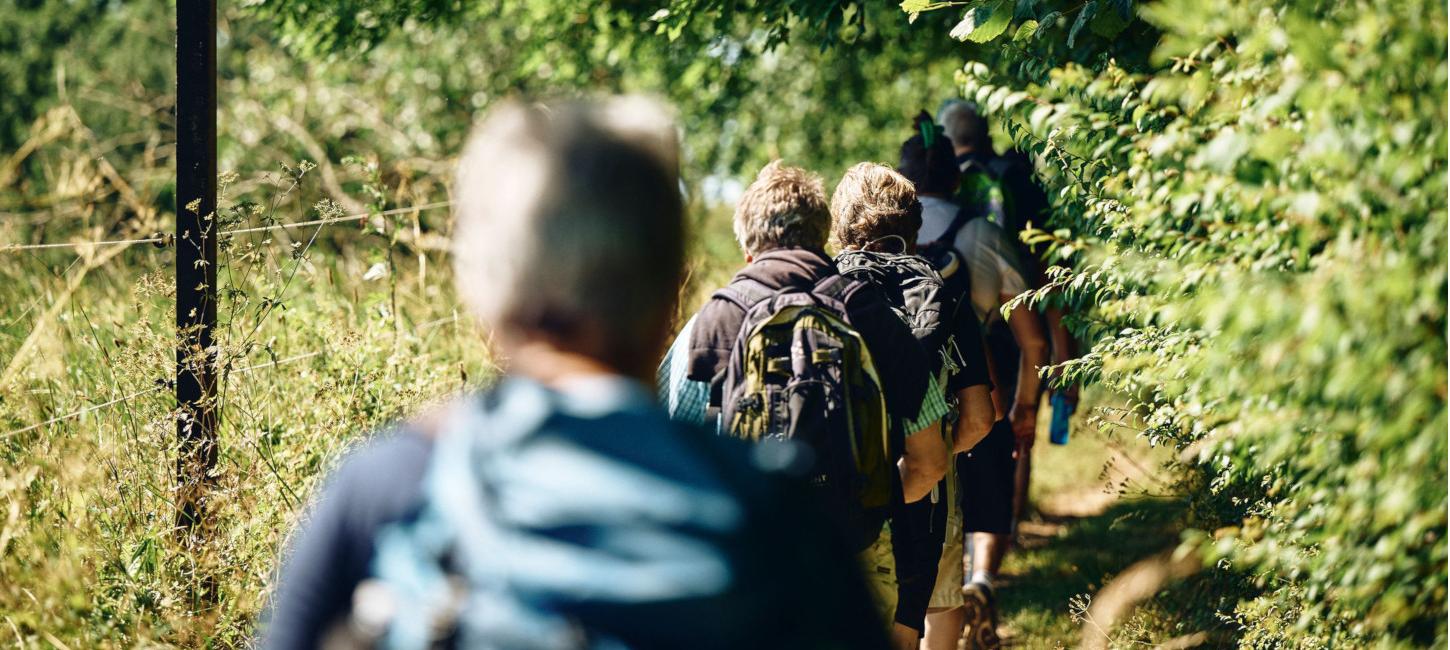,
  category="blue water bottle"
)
[1049,392,1075,445]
